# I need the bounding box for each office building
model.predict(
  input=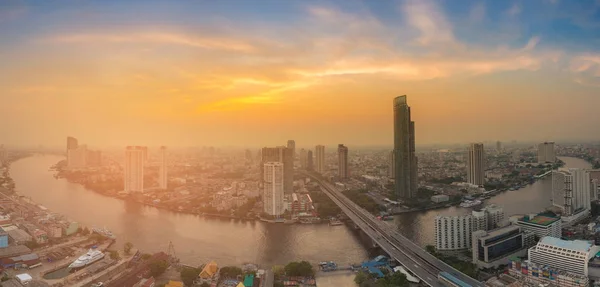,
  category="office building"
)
[125,146,145,193]
[299,148,307,169]
[538,142,556,163]
[66,136,78,152]
[67,145,87,169]
[315,145,325,174]
[159,146,167,190]
[307,150,313,171]
[472,225,535,268]
[552,169,591,217]
[337,144,348,179]
[388,150,395,179]
[261,146,293,194]
[393,95,418,199]
[528,237,600,277]
[287,140,295,158]
[515,213,562,239]
[435,215,473,251]
[467,143,485,186]
[263,162,284,216]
